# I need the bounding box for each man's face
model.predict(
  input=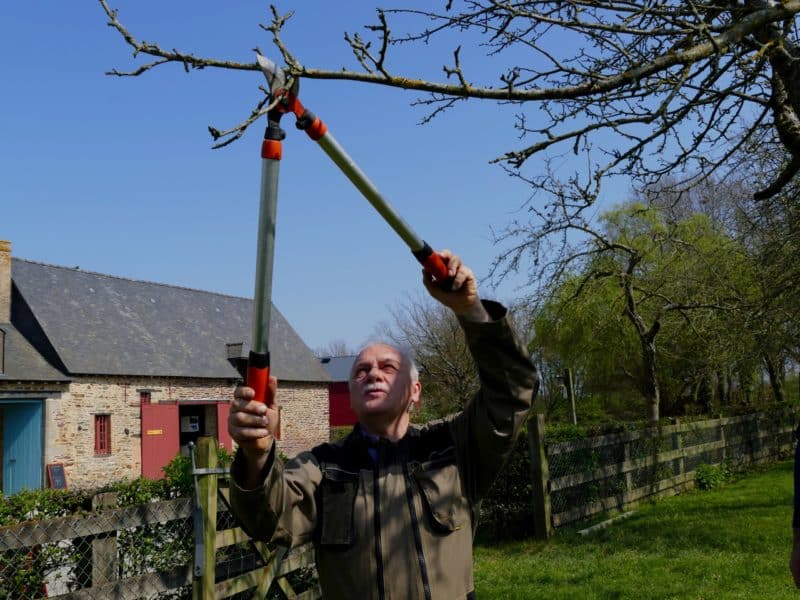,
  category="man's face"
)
[349,344,420,427]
